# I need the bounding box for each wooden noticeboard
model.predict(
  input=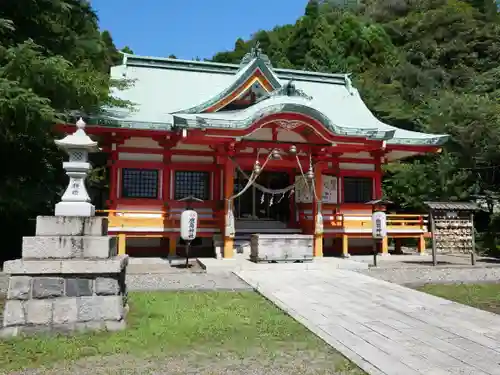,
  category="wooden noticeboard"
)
[425,202,480,266]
